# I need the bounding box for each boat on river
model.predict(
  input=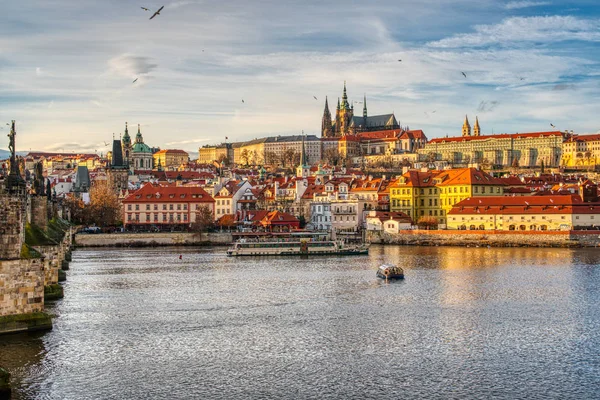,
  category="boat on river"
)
[226,233,369,257]
[376,264,404,280]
